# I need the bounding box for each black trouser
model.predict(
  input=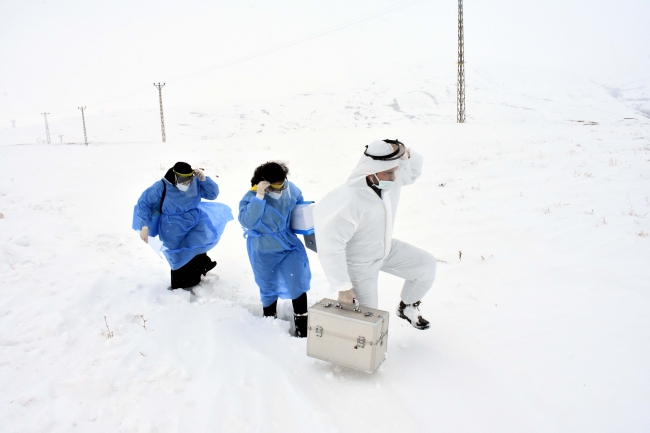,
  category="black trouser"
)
[170,253,216,289]
[263,292,308,317]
